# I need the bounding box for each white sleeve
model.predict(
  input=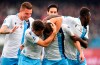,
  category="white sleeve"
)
[25,29,39,44]
[62,16,75,25]
[62,24,74,36]
[2,15,12,27]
